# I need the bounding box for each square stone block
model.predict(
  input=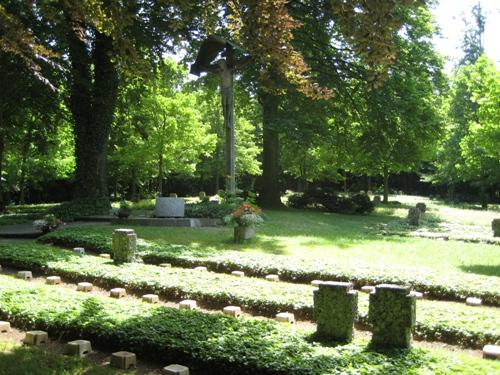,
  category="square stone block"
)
[73,247,85,256]
[231,271,245,277]
[160,263,172,268]
[99,253,111,259]
[265,274,279,282]
[179,300,197,310]
[162,364,190,375]
[361,285,375,293]
[275,312,295,324]
[142,294,159,303]
[17,271,33,281]
[483,345,500,360]
[24,330,48,345]
[311,280,323,287]
[65,340,92,357]
[110,351,136,369]
[0,321,11,333]
[466,297,482,306]
[110,288,126,298]
[194,266,207,271]
[223,306,241,317]
[77,282,93,292]
[46,276,61,285]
